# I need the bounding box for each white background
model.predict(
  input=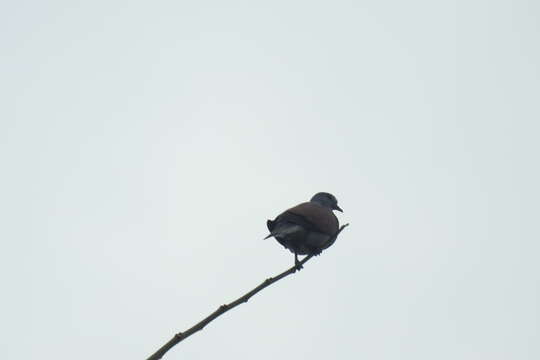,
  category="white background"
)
[1,1,539,359]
